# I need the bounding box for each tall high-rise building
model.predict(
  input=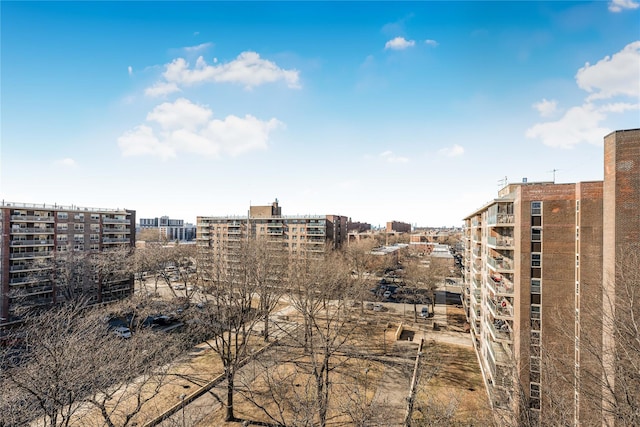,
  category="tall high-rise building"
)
[0,202,136,324]
[196,200,348,256]
[462,128,639,425]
